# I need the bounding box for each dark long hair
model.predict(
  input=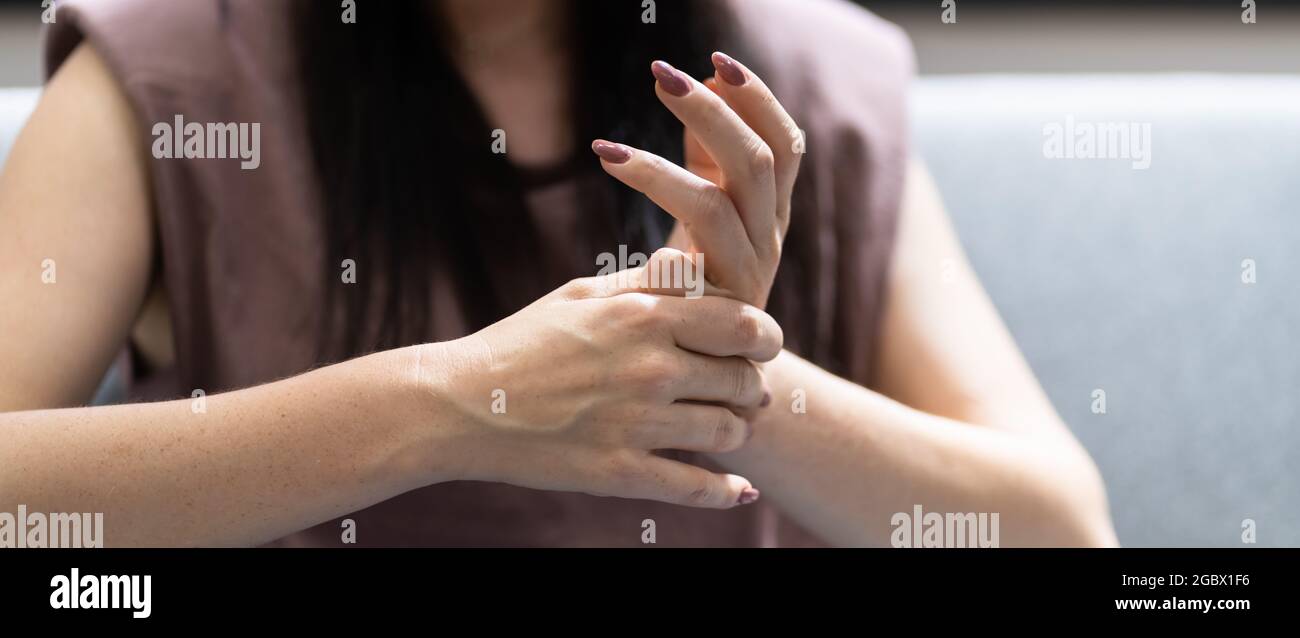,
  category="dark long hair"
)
[295,0,816,363]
